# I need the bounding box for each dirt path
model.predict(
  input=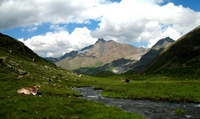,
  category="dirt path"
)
[73,86,200,119]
